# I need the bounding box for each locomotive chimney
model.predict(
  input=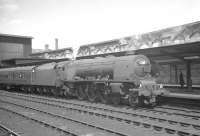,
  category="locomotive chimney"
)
[55,38,58,50]
[45,44,49,51]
